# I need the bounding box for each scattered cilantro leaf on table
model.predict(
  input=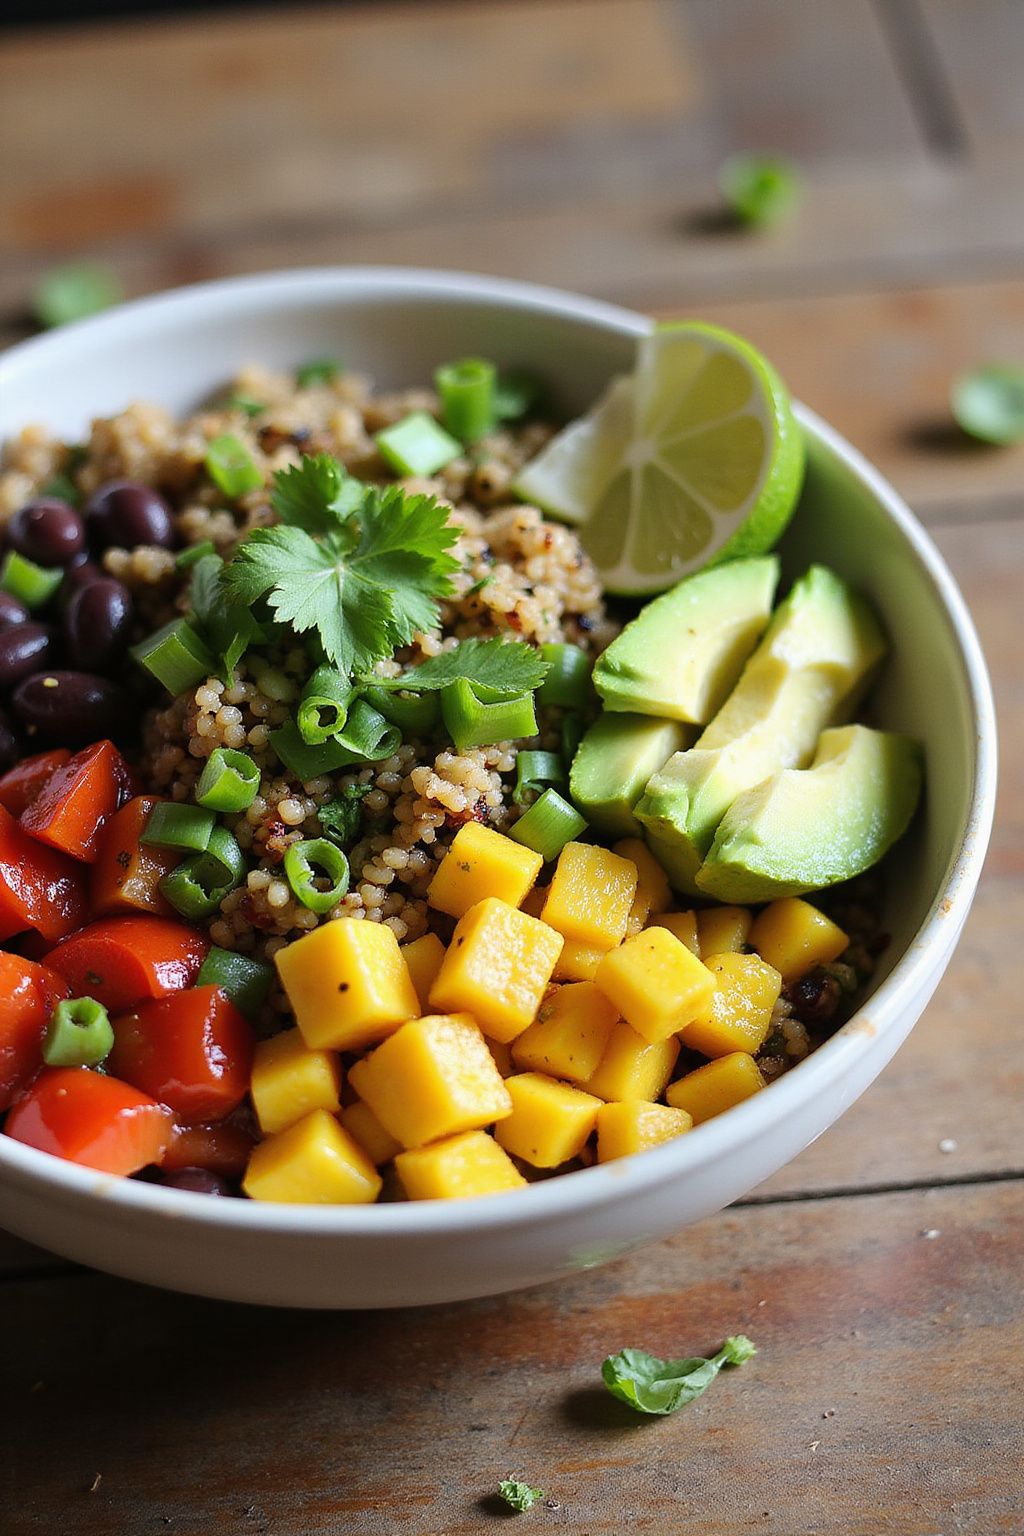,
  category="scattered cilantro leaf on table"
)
[951,364,1024,446]
[602,1335,757,1416]
[363,636,549,697]
[498,1479,546,1513]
